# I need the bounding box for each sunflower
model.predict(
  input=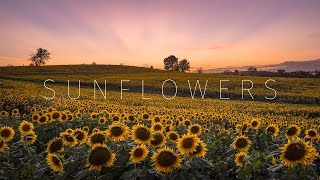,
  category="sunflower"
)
[129,144,149,163]
[167,131,179,142]
[150,132,166,148]
[131,124,152,144]
[188,124,202,136]
[21,132,37,145]
[177,134,200,155]
[47,138,64,154]
[151,147,182,174]
[0,126,15,142]
[46,153,63,172]
[87,132,106,146]
[265,124,279,138]
[186,140,207,158]
[65,128,73,134]
[38,115,48,124]
[82,126,89,132]
[18,121,34,135]
[92,128,100,134]
[280,138,318,167]
[60,132,77,147]
[183,119,191,127]
[72,128,88,144]
[232,136,251,151]
[98,118,106,124]
[0,139,8,152]
[112,115,120,122]
[234,151,248,168]
[285,125,301,140]
[0,111,9,118]
[141,113,150,121]
[51,111,61,121]
[106,123,129,141]
[305,129,318,140]
[250,119,260,130]
[86,144,116,171]
[151,123,164,132]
